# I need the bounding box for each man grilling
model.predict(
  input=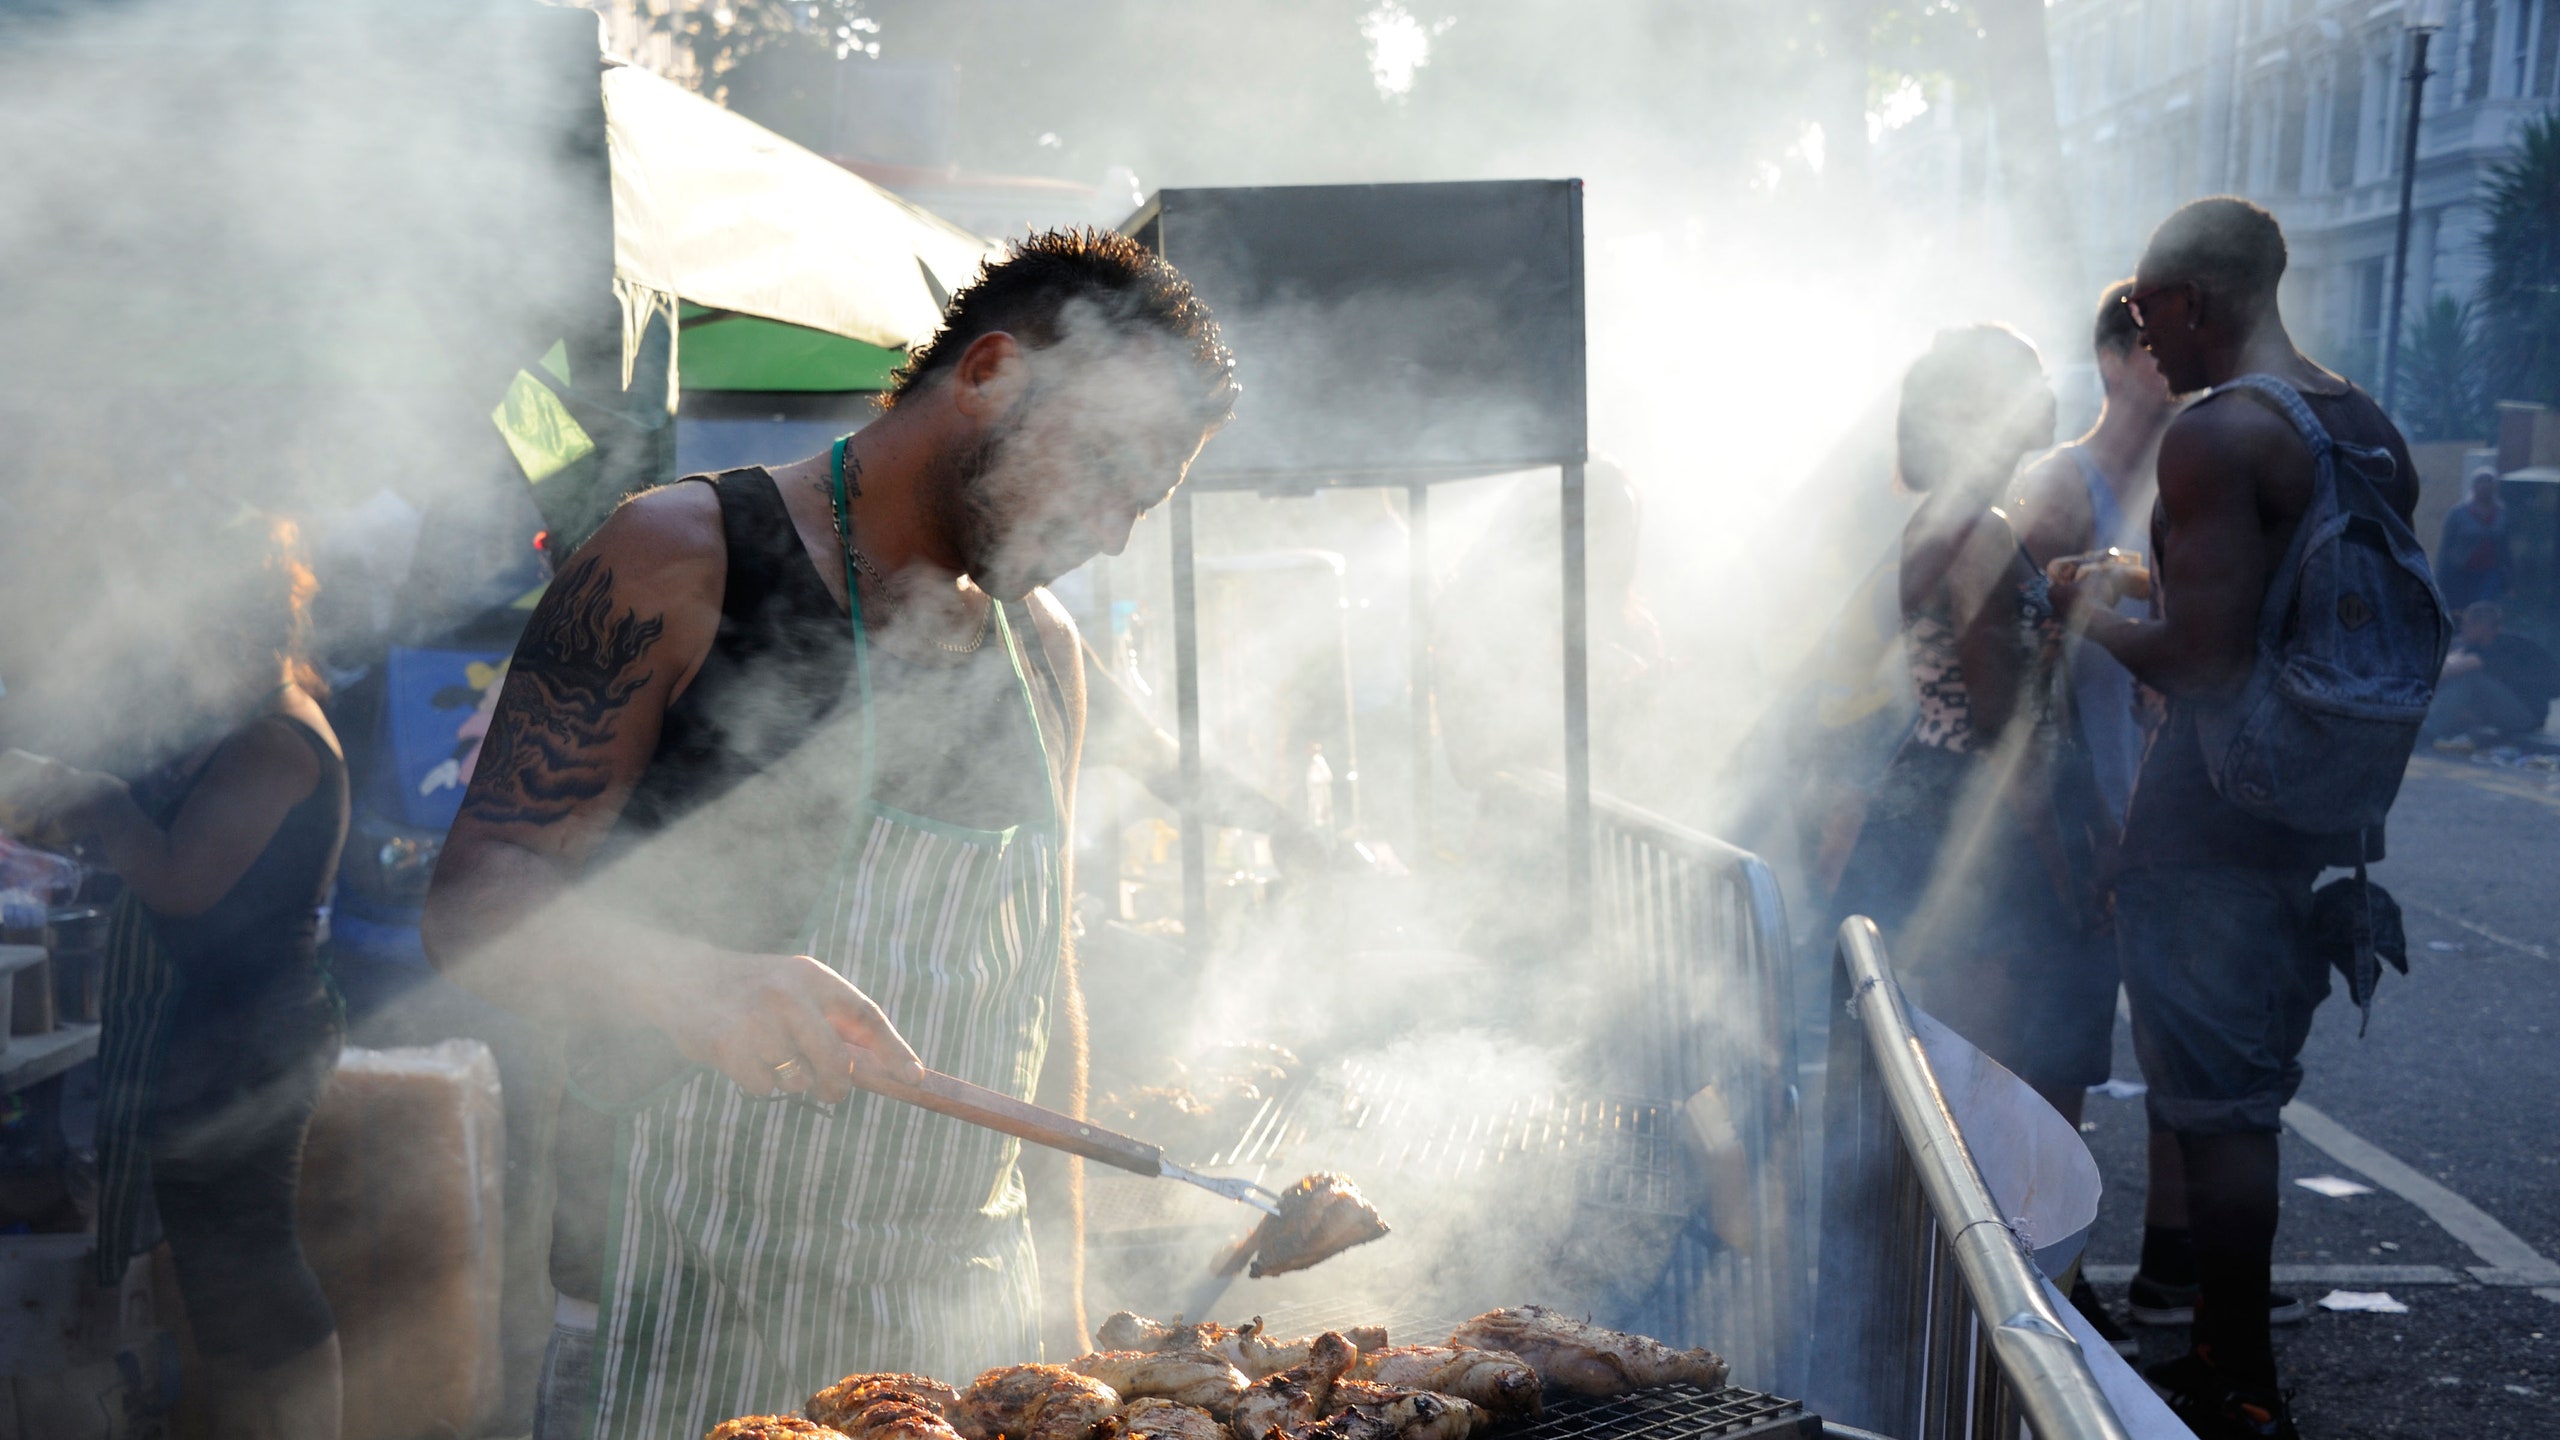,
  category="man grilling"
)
[424,231,1236,1440]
